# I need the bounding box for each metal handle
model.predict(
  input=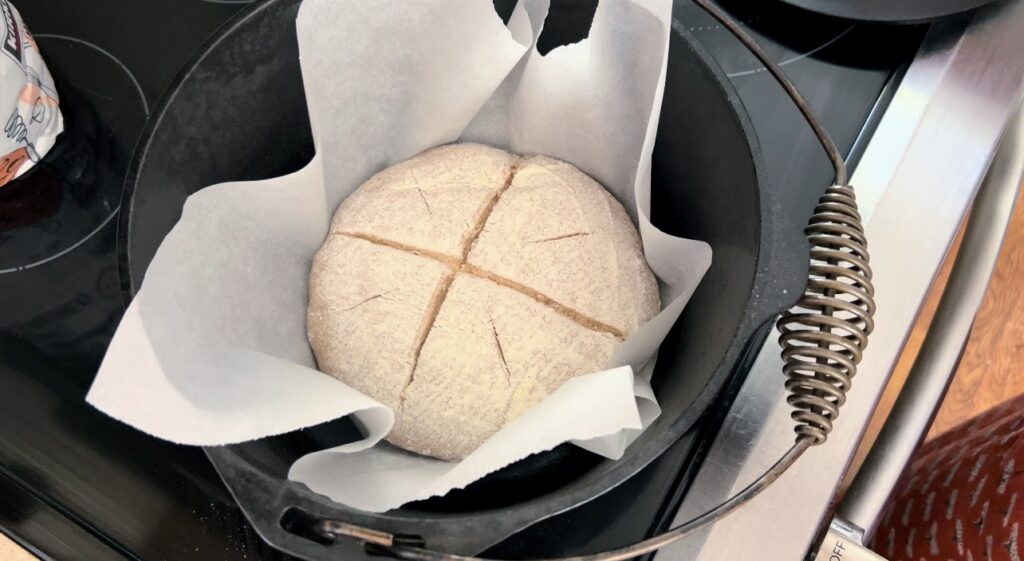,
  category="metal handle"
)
[837,99,1024,540]
[694,0,877,452]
